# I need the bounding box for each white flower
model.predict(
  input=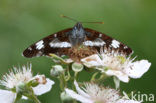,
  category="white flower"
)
[81,48,151,83]
[0,65,33,89]
[32,76,54,96]
[65,81,140,103]
[0,64,54,103]
[0,90,16,103]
